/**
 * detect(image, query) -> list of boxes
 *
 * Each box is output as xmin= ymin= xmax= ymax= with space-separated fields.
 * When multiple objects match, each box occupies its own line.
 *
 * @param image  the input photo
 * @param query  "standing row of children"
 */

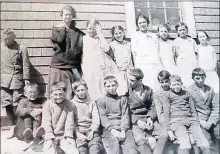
xmin=1 ymin=4 xmax=219 ymax=154
xmin=48 ymin=5 xmax=219 ymax=104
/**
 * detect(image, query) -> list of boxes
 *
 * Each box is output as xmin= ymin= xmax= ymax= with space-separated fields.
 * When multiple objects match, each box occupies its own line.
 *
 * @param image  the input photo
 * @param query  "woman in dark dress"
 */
xmin=48 ymin=5 xmax=85 ymax=99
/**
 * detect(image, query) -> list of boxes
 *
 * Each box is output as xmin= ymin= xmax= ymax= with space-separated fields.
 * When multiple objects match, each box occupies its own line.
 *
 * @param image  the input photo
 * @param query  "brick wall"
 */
xmin=1 ymin=1 xmax=126 ymax=98
xmin=193 ymin=1 xmax=220 ymax=67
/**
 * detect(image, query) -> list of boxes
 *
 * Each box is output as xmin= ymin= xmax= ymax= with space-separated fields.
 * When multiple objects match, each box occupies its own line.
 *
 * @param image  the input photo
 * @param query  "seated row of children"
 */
xmin=12 ymin=67 xmax=218 ymax=154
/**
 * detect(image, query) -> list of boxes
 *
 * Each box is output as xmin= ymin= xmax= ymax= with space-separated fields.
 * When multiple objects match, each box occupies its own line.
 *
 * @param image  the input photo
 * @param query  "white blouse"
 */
xmin=174 ymin=37 xmax=198 ymax=63
xmin=198 ymin=45 xmax=217 ymax=71
xmin=110 ymin=40 xmax=133 ymax=71
xmin=131 ymin=31 xmax=160 ymax=64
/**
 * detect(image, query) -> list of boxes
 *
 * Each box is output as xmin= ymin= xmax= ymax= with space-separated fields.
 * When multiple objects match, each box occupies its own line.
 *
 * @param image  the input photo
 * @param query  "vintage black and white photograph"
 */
xmin=0 ymin=0 xmax=219 ymax=154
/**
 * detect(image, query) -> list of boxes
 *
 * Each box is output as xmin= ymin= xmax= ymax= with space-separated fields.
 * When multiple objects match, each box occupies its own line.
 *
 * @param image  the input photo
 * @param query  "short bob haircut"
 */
xmin=103 ymin=75 xmax=118 ymax=86
xmin=72 ymin=80 xmax=88 ymax=91
xmin=192 ymin=68 xmax=206 ymax=79
xmin=169 ymin=74 xmax=183 ymax=84
xmin=136 ymin=15 xmax=150 ymax=28
xmin=50 ymin=81 xmax=67 ymax=93
xmin=157 ymin=70 xmax=171 ymax=82
xmin=197 ymin=31 xmax=211 ymax=43
xmin=129 ymin=68 xmax=144 ymax=80
xmin=60 ymin=5 xmax=77 ymax=18
xmin=175 ymin=22 xmax=188 ymax=32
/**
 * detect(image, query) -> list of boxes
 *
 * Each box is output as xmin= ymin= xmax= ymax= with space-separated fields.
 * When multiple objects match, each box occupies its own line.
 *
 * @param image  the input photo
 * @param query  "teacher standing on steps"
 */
xmin=48 ymin=5 xmax=85 ymax=100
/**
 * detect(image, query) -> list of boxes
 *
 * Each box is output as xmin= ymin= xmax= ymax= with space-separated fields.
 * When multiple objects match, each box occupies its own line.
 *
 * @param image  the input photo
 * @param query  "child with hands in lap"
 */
xmin=71 ymin=80 xmax=103 ymax=154
xmin=42 ymin=82 xmax=79 ymax=154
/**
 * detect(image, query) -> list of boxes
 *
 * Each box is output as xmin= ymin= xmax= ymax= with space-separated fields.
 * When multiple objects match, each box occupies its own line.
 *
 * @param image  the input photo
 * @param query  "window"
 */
xmin=124 ymin=1 xmax=197 ymax=38
xmin=135 ymin=0 xmax=182 ymax=32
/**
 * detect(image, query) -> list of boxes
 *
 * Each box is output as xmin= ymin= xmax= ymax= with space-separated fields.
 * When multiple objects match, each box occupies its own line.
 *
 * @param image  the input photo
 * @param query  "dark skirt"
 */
xmin=47 ymin=67 xmax=81 ymax=100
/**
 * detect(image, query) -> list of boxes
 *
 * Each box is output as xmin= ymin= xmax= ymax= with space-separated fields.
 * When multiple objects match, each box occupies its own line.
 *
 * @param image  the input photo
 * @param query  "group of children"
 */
xmin=1 ymin=4 xmax=219 ymax=154
xmin=5 ymin=68 xmax=219 ymax=154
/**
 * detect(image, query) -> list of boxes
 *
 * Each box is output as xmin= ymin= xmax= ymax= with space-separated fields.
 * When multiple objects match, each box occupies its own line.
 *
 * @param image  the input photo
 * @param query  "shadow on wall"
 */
xmin=30 ymin=63 xmax=47 ymax=102
xmin=1 ymin=63 xmax=48 ymax=127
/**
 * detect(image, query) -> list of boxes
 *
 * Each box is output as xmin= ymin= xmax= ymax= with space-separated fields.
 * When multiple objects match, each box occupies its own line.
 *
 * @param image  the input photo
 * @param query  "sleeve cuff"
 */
xmin=107 ymin=125 xmax=114 ymax=132
xmin=64 ymin=131 xmax=74 ymax=138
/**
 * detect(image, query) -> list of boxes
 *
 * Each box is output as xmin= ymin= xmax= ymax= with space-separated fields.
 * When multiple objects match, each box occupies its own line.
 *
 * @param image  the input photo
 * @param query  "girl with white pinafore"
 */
xmin=174 ymin=22 xmax=198 ymax=87
xmin=197 ymin=31 xmax=219 ymax=94
xmin=131 ymin=15 xmax=164 ymax=91
xmin=82 ymin=19 xmax=127 ymax=101
xmin=110 ymin=25 xmax=134 ymax=89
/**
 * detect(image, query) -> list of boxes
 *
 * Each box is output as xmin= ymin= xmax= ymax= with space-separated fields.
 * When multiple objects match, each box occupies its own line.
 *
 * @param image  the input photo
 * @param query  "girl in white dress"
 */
xmin=131 ymin=15 xmax=164 ymax=91
xmin=157 ymin=24 xmax=177 ymax=74
xmin=82 ymin=19 xmax=127 ymax=100
xmin=197 ymin=31 xmax=219 ymax=93
xmin=174 ymin=22 xmax=198 ymax=87
xmin=110 ymin=25 xmax=134 ymax=89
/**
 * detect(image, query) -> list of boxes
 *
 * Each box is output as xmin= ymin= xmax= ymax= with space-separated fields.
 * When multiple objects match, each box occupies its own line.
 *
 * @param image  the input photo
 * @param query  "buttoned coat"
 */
xmin=1 ymin=42 xmax=30 ymax=89
xmin=188 ymin=83 xmax=219 ymax=125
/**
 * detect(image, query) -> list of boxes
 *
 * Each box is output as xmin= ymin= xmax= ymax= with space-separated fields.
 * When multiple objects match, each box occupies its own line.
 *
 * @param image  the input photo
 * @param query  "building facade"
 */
xmin=1 ymin=1 xmax=219 ymax=98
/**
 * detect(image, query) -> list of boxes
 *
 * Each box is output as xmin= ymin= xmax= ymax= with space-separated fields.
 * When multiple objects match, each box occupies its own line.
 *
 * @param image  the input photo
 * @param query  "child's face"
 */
xmin=74 ymin=85 xmax=87 ymax=100
xmin=2 ymin=33 xmax=15 ymax=45
xmin=158 ymin=27 xmax=169 ymax=39
xmin=62 ymin=9 xmax=74 ymax=23
xmin=177 ymin=26 xmax=187 ymax=38
xmin=104 ymin=80 xmax=118 ymax=95
xmin=198 ymin=32 xmax=208 ymax=45
xmin=137 ymin=17 xmax=148 ymax=32
xmin=170 ymin=81 xmax=182 ymax=93
xmin=87 ymin=24 xmax=97 ymax=37
xmin=25 ymin=88 xmax=39 ymax=101
xmin=128 ymin=75 xmax=141 ymax=89
xmin=193 ymin=75 xmax=205 ymax=88
xmin=114 ymin=29 xmax=124 ymax=42
xmin=159 ymin=79 xmax=170 ymax=91
xmin=51 ymin=89 xmax=66 ymax=104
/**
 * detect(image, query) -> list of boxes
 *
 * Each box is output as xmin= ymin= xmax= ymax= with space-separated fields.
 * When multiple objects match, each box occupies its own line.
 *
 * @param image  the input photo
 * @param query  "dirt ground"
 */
xmin=1 ymin=129 xmax=44 ymax=154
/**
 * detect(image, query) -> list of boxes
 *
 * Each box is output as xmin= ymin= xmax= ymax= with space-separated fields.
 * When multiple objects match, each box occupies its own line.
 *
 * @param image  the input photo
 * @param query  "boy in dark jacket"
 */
xmin=128 ymin=68 xmax=166 ymax=154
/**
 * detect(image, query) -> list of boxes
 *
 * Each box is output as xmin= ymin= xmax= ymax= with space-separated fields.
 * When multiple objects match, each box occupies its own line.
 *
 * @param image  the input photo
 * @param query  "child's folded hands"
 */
xmin=146 ymin=117 xmax=153 ymax=130
xmin=167 ymin=130 xmax=175 ymax=141
xmin=137 ymin=120 xmax=147 ymax=130
xmin=65 ymin=137 xmax=76 ymax=146
xmin=118 ymin=130 xmax=126 ymax=141
xmin=77 ymin=132 xmax=87 ymax=141
xmin=110 ymin=129 xmax=121 ymax=139
xmin=200 ymin=120 xmax=212 ymax=130
xmin=87 ymin=130 xmax=95 ymax=141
